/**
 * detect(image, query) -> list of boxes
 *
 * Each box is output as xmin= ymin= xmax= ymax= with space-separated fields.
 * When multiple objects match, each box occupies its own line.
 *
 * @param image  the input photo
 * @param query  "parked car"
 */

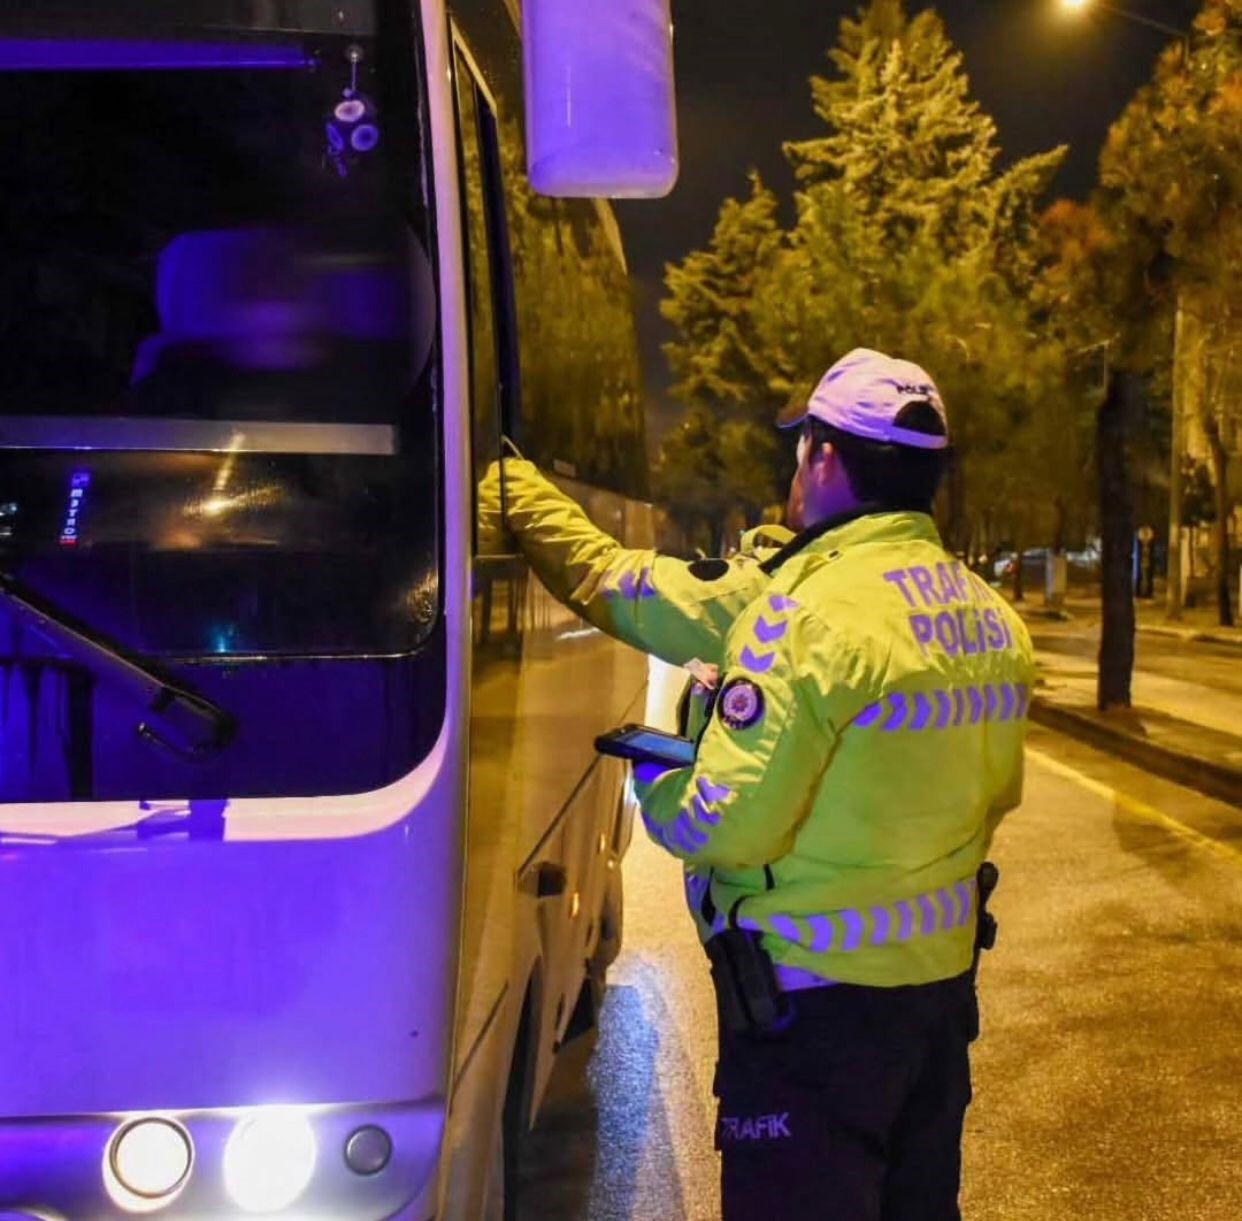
xmin=992 ymin=549 xmax=1047 ymax=583
xmin=992 ymin=547 xmax=1101 ymax=587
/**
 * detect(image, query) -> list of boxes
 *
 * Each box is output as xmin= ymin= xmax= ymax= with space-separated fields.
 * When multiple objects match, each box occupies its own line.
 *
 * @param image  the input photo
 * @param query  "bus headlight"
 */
xmin=104 ymin=1117 xmax=193 ymax=1212
xmin=223 ymin=1109 xmax=317 ymax=1213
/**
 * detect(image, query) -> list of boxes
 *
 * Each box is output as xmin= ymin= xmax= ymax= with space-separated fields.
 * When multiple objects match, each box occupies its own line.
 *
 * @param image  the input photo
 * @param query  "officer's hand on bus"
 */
xmin=476 ymin=460 xmax=508 ymax=556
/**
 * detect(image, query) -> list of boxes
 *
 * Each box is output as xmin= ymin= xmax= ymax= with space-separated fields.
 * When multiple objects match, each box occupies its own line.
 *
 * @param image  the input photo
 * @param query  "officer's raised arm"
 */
xmin=496 ymin=455 xmax=789 ymax=668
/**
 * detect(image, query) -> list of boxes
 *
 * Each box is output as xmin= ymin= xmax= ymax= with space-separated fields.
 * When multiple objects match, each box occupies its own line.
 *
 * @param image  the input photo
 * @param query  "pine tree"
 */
xmin=657 ymin=173 xmax=787 ymax=543
xmin=785 ymin=1 xmax=1011 ymax=256
xmin=656 ymin=0 xmax=1070 ymax=551
xmin=653 ymin=405 xmax=732 ymax=554
xmin=771 ymin=1 xmax=1066 ymax=547
xmin=660 ymin=171 xmax=783 ymax=410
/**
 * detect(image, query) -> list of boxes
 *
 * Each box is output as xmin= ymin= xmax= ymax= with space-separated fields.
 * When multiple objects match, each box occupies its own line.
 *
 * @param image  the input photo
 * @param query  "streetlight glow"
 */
xmin=1054 ymin=0 xmax=1189 ymax=41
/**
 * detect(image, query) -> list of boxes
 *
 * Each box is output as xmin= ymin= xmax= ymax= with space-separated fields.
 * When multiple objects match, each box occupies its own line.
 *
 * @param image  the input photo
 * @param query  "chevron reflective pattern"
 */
xmin=853 ymin=682 xmax=1030 ymax=731
xmin=603 ymin=564 xmax=657 ymax=601
xmin=644 ymin=773 xmax=734 ymax=855
xmin=697 ymin=776 xmax=732 ymax=804
xmin=740 ymin=592 xmax=800 ymax=674
xmin=737 ymin=877 xmax=978 ymax=954
xmin=739 ymin=645 xmax=776 ymax=674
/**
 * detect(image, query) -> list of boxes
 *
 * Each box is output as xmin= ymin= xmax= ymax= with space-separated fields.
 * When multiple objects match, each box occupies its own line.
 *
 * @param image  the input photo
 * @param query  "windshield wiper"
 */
xmin=0 ymin=573 xmax=234 ymax=759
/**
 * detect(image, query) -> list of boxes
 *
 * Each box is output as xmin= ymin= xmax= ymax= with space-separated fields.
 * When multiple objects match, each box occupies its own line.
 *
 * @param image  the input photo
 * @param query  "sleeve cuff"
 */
xmin=632 ymin=760 xmax=679 ymax=786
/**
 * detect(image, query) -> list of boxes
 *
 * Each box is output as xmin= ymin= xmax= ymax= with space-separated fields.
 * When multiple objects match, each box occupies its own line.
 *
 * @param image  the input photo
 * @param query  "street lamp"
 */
xmin=1056 ymin=0 xmax=1189 ymax=44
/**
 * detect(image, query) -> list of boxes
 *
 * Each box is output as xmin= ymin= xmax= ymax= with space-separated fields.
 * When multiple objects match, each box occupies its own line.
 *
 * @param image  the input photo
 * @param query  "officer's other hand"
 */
xmin=686 ymin=659 xmax=719 ymax=691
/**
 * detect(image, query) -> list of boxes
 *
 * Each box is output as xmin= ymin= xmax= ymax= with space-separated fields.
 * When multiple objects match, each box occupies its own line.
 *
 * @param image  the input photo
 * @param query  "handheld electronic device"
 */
xmin=594 ymin=723 xmax=696 ymax=768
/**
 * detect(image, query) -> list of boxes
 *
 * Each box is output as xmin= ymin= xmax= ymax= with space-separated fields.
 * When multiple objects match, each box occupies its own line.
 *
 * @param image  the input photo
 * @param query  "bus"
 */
xmin=0 ymin=1 xmax=669 ymax=1216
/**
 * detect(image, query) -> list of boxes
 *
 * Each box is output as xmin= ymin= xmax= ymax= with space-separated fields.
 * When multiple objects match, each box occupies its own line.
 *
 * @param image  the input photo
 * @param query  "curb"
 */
xmin=1137 ymin=624 xmax=1242 ymax=650
xmin=1029 ymin=697 xmax=1242 ymax=808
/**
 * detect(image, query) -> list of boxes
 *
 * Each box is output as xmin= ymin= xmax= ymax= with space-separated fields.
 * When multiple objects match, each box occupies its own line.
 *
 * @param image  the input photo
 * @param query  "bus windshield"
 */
xmin=0 ymin=6 xmax=439 ymax=659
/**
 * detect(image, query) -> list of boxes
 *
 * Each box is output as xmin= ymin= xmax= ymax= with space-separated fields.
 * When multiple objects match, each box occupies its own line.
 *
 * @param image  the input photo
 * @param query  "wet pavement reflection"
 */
xmin=520 ymin=711 xmax=1242 ymax=1220
xmin=518 ymin=821 xmax=719 ymax=1221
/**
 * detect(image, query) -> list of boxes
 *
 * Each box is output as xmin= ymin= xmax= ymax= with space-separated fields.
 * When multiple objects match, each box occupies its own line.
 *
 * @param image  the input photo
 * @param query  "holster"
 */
xmin=967 ymin=861 xmax=1000 ymax=1042
xmin=706 ymin=928 xmax=794 ymax=1039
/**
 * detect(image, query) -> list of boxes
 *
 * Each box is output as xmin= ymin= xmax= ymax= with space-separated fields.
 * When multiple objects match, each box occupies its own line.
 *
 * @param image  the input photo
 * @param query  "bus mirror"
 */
xmin=523 ymin=0 xmax=678 ymax=199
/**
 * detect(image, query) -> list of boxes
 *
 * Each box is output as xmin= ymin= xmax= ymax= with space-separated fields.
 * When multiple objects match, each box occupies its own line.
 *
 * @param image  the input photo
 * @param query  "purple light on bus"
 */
xmin=0 ymin=38 xmax=314 ymax=72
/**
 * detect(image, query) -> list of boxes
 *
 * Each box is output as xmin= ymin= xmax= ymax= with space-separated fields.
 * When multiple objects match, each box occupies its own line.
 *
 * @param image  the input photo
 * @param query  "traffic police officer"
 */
xmin=497 ymin=348 xmax=1035 ymax=1220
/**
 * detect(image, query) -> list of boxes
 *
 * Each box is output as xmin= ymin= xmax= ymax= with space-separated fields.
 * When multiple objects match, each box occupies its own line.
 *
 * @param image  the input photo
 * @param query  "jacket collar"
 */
xmin=761 ymin=505 xmax=940 ymax=575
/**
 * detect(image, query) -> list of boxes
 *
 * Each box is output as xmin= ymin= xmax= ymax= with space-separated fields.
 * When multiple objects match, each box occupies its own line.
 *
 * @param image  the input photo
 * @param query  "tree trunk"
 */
xmin=1204 ymin=414 xmax=1234 ymax=628
xmin=1166 ymin=297 xmax=1186 ymax=619
xmin=1098 ymin=371 xmax=1136 ymax=711
xmin=947 ymin=458 xmax=966 ymax=554
xmin=1011 ymin=536 xmax=1024 ymax=603
xmin=1052 ymin=496 xmax=1067 ymax=555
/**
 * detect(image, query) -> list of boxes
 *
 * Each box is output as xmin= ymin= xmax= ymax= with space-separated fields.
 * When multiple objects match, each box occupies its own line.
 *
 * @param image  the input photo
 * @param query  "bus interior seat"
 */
xmin=129 ymin=224 xmax=435 ymax=420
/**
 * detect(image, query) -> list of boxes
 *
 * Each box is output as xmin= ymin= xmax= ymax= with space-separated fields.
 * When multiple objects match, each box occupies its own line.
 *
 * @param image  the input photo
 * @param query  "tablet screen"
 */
xmin=616 ymin=728 xmax=696 ymax=767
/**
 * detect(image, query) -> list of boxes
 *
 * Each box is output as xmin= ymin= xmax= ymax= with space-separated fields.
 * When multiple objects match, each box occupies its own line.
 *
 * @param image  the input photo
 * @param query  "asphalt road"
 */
xmin=518 ymin=727 xmax=1242 ymax=1221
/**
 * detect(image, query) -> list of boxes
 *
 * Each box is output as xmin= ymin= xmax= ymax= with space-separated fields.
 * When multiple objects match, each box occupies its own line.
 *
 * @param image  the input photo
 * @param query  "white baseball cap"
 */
xmin=779 ymin=347 xmax=949 ymax=450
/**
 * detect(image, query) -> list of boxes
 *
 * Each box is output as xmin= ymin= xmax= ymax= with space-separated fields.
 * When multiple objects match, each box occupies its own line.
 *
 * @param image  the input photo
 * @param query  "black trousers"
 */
xmin=713 ymin=972 xmax=976 ymax=1221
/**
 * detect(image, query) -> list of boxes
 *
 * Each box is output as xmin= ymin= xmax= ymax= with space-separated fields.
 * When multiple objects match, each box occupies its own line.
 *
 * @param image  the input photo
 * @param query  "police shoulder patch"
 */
xmin=718 ymin=677 xmax=765 ymax=731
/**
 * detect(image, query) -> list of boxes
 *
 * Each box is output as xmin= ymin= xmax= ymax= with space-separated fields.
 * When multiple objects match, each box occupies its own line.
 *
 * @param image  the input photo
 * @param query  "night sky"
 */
xmin=614 ymin=0 xmax=1197 ymax=443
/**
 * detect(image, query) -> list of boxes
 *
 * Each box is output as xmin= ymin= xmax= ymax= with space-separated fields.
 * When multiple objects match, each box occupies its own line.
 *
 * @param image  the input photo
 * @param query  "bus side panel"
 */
xmin=513 ymin=497 xmax=647 ymax=1115
xmin=441 ymin=3 xmax=650 ymax=1217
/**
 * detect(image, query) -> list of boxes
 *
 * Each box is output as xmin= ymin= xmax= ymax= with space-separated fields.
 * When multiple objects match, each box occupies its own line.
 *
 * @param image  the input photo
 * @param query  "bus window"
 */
xmin=0 ymin=13 xmax=444 ymax=802
xmin=492 ymin=116 xmax=646 ymax=501
xmin=0 ymin=31 xmax=439 ymax=660
xmin=451 ymin=46 xmax=529 ymax=1216
xmin=455 ymin=62 xmax=501 ymax=510
xmin=456 ymin=47 xmax=525 ymax=656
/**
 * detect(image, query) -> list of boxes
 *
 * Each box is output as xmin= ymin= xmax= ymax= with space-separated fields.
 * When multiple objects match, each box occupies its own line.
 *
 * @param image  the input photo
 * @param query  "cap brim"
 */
xmin=776 ymin=387 xmax=812 ymax=430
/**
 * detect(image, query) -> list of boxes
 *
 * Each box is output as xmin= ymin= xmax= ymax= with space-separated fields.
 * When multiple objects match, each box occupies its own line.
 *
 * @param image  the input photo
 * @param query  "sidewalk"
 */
xmin=1010 ymin=597 xmax=1242 ymax=807
xmin=1026 ymin=593 xmax=1242 ymax=650
xmin=1032 ymin=640 xmax=1241 ymax=739
xmin=1131 ymin=599 xmax=1242 ymax=649
xmin=1029 ymin=671 xmax=1242 ymax=807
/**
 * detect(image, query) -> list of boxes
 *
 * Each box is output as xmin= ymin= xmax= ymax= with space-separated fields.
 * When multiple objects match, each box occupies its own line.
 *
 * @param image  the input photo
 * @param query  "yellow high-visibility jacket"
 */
xmin=634 ymin=511 xmax=1034 ymax=987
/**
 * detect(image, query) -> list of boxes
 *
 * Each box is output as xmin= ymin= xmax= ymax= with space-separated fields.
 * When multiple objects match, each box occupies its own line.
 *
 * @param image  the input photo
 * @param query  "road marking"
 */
xmin=1027 ymin=746 xmax=1242 ymax=870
